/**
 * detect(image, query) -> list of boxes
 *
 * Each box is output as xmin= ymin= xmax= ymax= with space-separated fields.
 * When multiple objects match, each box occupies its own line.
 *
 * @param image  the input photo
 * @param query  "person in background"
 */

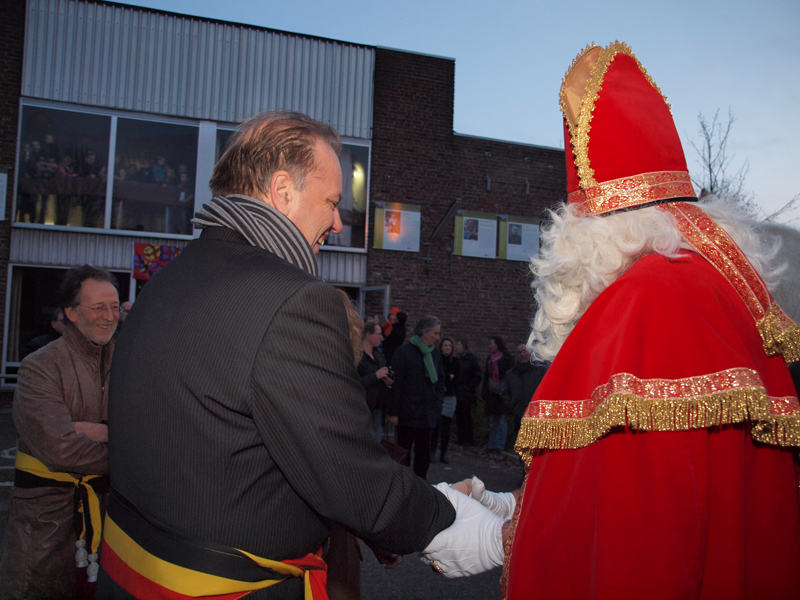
xmin=118 ymin=301 xmax=133 ymax=324
xmin=454 ymin=339 xmax=482 ymax=446
xmin=327 ymin=290 xmax=368 ymax=600
xmin=115 ymin=300 xmax=134 ymax=336
xmin=0 ymin=266 xmax=118 ymax=600
xmin=358 ymin=320 xmax=394 ymax=441
xmin=503 ymin=344 xmax=548 ymax=442
xmin=152 ymin=156 xmax=167 ymax=184
xmin=388 ymin=315 xmax=444 ymax=479
xmin=381 ymin=308 xmax=407 ymax=364
xmin=482 ymin=335 xmax=513 ymax=453
xmin=20 ymin=307 xmax=66 ymax=360
xmin=431 ymin=337 xmax=458 ymax=464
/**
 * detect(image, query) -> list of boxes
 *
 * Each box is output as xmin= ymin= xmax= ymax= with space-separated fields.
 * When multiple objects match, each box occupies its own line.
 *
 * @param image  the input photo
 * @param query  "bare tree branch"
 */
xmin=689 ymin=108 xmax=756 ymax=213
xmin=689 ymin=108 xmax=800 ymax=222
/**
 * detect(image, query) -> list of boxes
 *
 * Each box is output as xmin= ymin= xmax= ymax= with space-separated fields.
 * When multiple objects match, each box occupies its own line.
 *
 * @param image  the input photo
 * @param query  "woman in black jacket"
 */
xmin=482 ymin=335 xmax=514 ymax=452
xmin=430 ymin=337 xmax=459 ymax=463
xmin=357 ymin=321 xmax=393 ymax=441
xmin=455 ymin=339 xmax=482 ymax=445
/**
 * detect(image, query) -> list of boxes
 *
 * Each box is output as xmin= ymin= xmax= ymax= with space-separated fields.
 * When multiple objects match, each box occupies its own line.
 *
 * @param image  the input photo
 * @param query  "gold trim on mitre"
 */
xmin=559 ymin=41 xmax=670 ymax=190
xmin=514 ymin=367 xmax=800 ymax=467
xmin=568 ymin=171 xmax=695 ymax=216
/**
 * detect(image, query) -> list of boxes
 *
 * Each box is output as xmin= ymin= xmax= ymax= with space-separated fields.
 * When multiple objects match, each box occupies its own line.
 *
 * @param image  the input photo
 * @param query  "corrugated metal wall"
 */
xmin=10 ymin=229 xmax=369 ymax=285
xmin=10 ymin=229 xmax=186 ymax=270
xmin=16 ymin=0 xmax=371 ymax=285
xmin=22 ymin=0 xmax=375 ymax=138
xmin=316 ymin=251 xmax=367 ymax=286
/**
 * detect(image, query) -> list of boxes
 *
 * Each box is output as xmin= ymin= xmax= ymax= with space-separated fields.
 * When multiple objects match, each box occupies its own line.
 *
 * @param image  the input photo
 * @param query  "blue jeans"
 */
xmin=488 ymin=414 xmax=507 ymax=451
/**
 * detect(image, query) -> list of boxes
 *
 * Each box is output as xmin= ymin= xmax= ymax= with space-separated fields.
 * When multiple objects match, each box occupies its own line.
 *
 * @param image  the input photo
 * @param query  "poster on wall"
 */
xmin=498 ymin=215 xmax=540 ymax=262
xmin=133 ymin=243 xmax=184 ymax=281
xmin=453 ymin=210 xmax=497 ymax=259
xmin=373 ymin=202 xmax=421 ymax=253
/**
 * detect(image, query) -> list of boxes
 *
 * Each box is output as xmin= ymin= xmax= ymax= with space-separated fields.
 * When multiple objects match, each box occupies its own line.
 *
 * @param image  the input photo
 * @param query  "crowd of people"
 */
xmin=2 ymin=39 xmax=800 ymax=600
xmin=357 ymin=309 xmax=549 ymax=479
xmin=16 ymin=136 xmax=194 ymax=232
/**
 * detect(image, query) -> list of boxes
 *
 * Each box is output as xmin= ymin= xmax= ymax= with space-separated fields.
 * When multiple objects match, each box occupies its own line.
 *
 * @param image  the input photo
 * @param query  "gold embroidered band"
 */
xmin=515 ymin=368 xmax=800 ymax=465
xmin=657 ymin=202 xmax=800 ymax=363
xmin=568 ymin=171 xmax=695 ymax=216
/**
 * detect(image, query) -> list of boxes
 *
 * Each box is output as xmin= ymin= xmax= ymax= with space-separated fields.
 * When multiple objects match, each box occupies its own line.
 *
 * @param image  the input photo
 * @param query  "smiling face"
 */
xmin=64 ymin=278 xmax=119 ymax=346
xmin=283 ymin=140 xmax=343 ymax=254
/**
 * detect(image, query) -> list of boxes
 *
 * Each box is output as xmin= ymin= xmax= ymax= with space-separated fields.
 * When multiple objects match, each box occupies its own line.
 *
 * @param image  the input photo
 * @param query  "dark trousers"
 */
xmin=455 ymin=397 xmax=474 ymax=444
xmin=431 ymin=416 xmax=452 ymax=457
xmin=396 ymin=425 xmax=432 ymax=479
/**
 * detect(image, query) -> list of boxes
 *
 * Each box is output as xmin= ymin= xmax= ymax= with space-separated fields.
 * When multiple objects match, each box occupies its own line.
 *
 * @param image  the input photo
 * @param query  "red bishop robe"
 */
xmin=505 ymin=251 xmax=800 ymax=600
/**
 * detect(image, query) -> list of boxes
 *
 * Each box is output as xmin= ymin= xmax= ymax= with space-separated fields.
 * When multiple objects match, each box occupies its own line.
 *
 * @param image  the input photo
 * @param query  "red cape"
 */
xmin=506 ymin=252 xmax=800 ymax=599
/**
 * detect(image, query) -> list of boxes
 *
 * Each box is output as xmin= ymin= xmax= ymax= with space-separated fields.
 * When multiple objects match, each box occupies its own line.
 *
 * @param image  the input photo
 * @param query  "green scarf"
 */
xmin=410 ymin=335 xmax=438 ymax=383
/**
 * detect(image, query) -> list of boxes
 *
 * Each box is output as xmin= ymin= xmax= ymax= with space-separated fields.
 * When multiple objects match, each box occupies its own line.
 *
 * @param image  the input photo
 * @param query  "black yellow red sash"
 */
xmin=101 ymin=489 xmax=328 ymax=599
xmin=14 ymin=450 xmax=107 ymax=556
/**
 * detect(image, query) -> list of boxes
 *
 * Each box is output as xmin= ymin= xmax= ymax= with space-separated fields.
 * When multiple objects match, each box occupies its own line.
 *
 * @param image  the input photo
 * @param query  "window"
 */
xmin=15 ymin=102 xmax=200 ymax=237
xmin=111 ymin=118 xmax=199 ymax=234
xmin=16 ymin=106 xmax=111 ymax=228
xmin=326 ymin=142 xmax=369 ymax=251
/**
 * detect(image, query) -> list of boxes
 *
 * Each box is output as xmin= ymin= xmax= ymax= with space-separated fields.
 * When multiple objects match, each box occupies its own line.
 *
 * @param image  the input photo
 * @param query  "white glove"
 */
xmin=420 ymin=482 xmax=505 ymax=578
xmin=470 ymin=476 xmax=516 ymax=520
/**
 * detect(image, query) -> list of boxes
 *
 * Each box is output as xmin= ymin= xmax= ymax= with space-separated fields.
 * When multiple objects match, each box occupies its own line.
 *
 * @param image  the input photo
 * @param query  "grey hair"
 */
xmin=414 ymin=315 xmax=441 ymax=336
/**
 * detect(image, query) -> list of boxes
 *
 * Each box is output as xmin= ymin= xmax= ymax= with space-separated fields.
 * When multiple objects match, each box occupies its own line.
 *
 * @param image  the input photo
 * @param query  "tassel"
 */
xmin=87 ymin=553 xmax=99 ymax=582
xmin=75 ymin=539 xmax=88 ymax=568
xmin=757 ymin=304 xmax=800 ymax=363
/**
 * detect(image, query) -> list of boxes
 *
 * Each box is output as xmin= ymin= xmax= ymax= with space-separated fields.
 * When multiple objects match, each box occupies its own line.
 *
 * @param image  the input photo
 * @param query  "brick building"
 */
xmin=0 ymin=0 xmax=565 ymax=398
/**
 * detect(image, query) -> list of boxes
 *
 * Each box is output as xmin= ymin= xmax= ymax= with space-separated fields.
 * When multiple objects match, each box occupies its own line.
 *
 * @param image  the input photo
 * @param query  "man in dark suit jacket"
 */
xmin=97 ymin=112 xmax=455 ymax=599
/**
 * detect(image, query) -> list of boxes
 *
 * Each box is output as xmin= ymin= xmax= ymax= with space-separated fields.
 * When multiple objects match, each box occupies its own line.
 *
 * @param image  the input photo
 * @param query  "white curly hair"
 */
xmin=527 ymin=196 xmax=787 ymax=362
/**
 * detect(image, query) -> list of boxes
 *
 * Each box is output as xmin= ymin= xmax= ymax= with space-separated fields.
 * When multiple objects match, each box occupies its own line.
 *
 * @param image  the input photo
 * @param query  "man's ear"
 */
xmin=269 ymin=170 xmax=295 ymax=216
xmin=64 ymin=306 xmax=79 ymax=324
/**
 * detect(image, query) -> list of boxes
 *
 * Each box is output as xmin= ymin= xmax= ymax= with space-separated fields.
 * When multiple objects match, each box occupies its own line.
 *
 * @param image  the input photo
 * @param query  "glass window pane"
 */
xmin=326 ymin=143 xmax=369 ymax=250
xmin=16 ymin=106 xmax=111 ymax=228
xmin=216 ymin=129 xmax=235 ymax=163
xmin=112 ymin=118 xmax=199 ymax=235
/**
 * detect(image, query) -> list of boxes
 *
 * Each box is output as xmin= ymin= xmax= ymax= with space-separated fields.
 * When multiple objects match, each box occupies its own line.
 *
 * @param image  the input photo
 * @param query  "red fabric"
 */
xmin=507 ymin=252 xmax=800 ymax=599
xmin=100 ymin=543 xmax=251 ymax=600
xmin=588 ymin=55 xmax=688 ymax=187
xmin=283 ymin=550 xmax=328 ymax=600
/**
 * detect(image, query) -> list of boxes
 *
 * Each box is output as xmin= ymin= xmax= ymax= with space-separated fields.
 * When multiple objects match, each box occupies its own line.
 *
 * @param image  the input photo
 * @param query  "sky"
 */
xmin=125 ymin=0 xmax=800 ymax=223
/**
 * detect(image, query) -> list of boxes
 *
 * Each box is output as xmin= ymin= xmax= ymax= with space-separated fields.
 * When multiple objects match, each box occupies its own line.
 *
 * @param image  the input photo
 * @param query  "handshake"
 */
xmin=420 ymin=477 xmax=519 ymax=578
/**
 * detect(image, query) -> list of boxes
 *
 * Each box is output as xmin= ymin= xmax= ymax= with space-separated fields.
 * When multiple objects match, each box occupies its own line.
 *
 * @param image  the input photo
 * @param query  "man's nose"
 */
xmin=332 ymin=208 xmax=343 ymax=234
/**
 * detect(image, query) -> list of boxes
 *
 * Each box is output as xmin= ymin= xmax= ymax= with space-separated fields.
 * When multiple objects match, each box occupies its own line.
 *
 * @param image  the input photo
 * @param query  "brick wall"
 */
xmin=370 ymin=47 xmax=566 ymax=362
xmin=0 ymin=0 xmax=25 ymax=405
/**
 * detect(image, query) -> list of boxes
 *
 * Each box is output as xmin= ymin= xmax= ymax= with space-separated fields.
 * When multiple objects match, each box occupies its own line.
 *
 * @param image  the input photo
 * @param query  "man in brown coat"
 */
xmin=0 ymin=265 xmax=118 ymax=600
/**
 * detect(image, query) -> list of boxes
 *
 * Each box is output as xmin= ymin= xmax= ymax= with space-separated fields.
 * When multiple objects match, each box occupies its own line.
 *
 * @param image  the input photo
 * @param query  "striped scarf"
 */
xmin=192 ymin=194 xmax=318 ymax=276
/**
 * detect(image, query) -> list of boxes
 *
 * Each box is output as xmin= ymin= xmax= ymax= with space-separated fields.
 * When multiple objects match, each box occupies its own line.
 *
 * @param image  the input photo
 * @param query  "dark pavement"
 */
xmin=0 ymin=408 xmax=524 ymax=599
xmin=361 ymin=442 xmax=524 ymax=600
xmin=0 ymin=408 xmax=14 ymax=544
